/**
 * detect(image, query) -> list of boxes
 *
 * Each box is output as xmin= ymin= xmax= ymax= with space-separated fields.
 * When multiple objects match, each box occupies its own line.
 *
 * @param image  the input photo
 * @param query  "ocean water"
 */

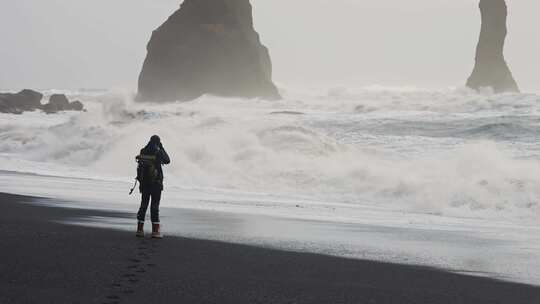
xmin=2 ymin=86 xmax=540 ymax=284
xmin=1 ymin=86 xmax=539 ymax=221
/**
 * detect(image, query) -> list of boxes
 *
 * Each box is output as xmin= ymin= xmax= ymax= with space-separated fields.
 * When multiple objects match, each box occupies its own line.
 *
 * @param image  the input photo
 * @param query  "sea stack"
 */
xmin=467 ymin=0 xmax=519 ymax=93
xmin=137 ymin=0 xmax=280 ymax=102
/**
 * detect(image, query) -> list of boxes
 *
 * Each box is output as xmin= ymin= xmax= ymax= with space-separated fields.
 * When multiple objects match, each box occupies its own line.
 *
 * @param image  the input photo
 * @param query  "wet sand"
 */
xmin=1 ymin=192 xmax=539 ymax=304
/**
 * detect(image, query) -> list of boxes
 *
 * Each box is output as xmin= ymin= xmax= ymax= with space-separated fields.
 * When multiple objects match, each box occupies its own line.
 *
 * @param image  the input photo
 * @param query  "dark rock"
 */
xmin=0 ymin=89 xmax=43 ymax=114
xmin=467 ymin=0 xmax=519 ymax=93
xmin=43 ymin=95 xmax=67 ymax=114
xmin=48 ymin=94 xmax=70 ymax=107
xmin=42 ymin=104 xmax=57 ymax=114
xmin=137 ymin=0 xmax=280 ymax=102
xmin=0 ymin=90 xmax=85 ymax=114
xmin=67 ymin=101 xmax=84 ymax=111
xmin=43 ymin=94 xmax=85 ymax=114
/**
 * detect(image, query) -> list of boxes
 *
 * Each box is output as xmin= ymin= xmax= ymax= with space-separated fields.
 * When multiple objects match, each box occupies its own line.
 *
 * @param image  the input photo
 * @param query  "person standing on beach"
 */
xmin=136 ymin=135 xmax=170 ymax=238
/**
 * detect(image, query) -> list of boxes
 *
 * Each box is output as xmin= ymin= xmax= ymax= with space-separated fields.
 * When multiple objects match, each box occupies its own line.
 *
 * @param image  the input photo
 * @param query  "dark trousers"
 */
xmin=137 ymin=189 xmax=162 ymax=224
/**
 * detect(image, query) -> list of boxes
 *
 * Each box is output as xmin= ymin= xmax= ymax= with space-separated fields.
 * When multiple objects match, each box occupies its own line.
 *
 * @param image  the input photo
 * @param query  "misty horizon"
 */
xmin=0 ymin=0 xmax=538 ymax=92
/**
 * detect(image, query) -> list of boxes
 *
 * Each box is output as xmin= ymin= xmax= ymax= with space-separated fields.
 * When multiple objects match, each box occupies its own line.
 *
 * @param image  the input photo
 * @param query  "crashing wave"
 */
xmin=0 ymin=86 xmax=539 ymax=220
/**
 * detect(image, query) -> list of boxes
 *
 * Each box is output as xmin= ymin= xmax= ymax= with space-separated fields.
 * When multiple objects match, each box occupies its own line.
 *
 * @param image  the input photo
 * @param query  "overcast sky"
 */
xmin=0 ymin=0 xmax=538 ymax=92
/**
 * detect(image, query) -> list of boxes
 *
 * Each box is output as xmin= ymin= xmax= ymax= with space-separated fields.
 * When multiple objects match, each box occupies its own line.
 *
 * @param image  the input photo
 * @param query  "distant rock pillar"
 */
xmin=466 ymin=0 xmax=519 ymax=93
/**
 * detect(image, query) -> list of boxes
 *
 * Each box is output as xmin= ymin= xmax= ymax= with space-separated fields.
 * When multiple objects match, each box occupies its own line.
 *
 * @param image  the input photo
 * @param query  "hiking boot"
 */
xmin=136 ymin=222 xmax=145 ymax=238
xmin=151 ymin=223 xmax=163 ymax=239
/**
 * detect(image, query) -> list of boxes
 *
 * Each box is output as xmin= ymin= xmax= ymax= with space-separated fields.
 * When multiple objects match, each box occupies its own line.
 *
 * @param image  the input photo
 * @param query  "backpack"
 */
xmin=136 ymin=154 xmax=159 ymax=185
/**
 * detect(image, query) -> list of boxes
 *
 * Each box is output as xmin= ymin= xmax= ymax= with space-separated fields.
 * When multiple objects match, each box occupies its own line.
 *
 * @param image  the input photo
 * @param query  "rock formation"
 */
xmin=42 ymin=94 xmax=84 ymax=114
xmin=467 ymin=0 xmax=519 ymax=93
xmin=0 ymin=90 xmax=85 ymax=114
xmin=0 ymin=90 xmax=43 ymax=114
xmin=137 ymin=0 xmax=280 ymax=102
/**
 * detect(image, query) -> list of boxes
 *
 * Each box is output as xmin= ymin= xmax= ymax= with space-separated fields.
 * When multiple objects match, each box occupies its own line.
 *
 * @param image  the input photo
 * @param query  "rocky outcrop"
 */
xmin=0 ymin=90 xmax=43 ymax=114
xmin=137 ymin=0 xmax=280 ymax=102
xmin=467 ymin=0 xmax=519 ymax=93
xmin=0 ymin=90 xmax=85 ymax=114
xmin=42 ymin=94 xmax=84 ymax=114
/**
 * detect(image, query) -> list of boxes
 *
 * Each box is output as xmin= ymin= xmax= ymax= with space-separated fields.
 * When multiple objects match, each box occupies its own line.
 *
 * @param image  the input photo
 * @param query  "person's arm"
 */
xmin=159 ymin=143 xmax=171 ymax=165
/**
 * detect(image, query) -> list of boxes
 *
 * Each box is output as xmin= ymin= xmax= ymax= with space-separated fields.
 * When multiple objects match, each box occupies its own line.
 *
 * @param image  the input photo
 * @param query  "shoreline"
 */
xmin=1 ymin=192 xmax=540 ymax=303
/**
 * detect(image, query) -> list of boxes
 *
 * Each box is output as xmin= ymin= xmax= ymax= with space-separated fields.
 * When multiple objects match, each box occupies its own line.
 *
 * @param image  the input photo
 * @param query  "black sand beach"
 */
xmin=1 ymin=192 xmax=540 ymax=304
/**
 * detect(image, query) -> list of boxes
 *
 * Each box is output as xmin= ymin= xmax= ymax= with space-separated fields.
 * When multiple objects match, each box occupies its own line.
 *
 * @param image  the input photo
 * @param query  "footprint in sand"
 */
xmin=104 ymin=238 xmax=162 ymax=303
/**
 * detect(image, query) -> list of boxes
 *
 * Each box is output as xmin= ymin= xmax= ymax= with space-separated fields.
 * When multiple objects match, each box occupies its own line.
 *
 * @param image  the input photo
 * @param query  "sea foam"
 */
xmin=1 ymin=86 xmax=539 ymax=220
